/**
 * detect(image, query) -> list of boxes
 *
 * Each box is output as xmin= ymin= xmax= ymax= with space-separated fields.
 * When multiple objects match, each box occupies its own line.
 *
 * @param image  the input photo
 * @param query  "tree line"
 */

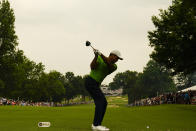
xmin=1 ymin=0 xmax=196 ymax=105
xmin=109 ymin=60 xmax=176 ymax=104
xmin=0 ymin=0 xmax=89 ymax=103
xmin=109 ymin=0 xmax=196 ymax=104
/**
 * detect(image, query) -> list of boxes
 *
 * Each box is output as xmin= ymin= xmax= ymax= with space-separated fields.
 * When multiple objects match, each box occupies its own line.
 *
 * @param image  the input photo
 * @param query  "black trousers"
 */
xmin=85 ymin=76 xmax=108 ymax=126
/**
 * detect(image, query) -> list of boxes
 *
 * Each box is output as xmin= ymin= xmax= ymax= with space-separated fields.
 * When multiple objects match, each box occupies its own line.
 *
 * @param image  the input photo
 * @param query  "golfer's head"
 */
xmin=109 ymin=50 xmax=123 ymax=63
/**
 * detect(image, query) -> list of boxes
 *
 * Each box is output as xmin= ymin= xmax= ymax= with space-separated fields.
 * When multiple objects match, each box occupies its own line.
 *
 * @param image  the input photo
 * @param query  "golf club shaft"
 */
xmin=90 ymin=45 xmax=96 ymax=51
xmin=86 ymin=41 xmax=97 ymax=52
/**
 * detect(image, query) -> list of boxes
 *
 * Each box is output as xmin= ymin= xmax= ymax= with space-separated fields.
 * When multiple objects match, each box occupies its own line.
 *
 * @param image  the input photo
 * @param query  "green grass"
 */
xmin=0 ymin=97 xmax=196 ymax=131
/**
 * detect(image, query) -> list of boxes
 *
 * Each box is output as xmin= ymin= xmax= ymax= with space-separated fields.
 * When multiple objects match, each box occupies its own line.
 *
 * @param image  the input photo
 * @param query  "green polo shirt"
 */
xmin=90 ymin=55 xmax=117 ymax=83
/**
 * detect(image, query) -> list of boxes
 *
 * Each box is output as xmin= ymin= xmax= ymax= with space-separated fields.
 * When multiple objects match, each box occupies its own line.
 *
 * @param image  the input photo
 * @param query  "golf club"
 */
xmin=85 ymin=41 xmax=96 ymax=51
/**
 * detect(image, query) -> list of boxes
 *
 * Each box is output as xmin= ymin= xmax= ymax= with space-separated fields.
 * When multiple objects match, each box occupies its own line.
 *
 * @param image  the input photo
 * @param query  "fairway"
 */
xmin=0 ymin=97 xmax=196 ymax=131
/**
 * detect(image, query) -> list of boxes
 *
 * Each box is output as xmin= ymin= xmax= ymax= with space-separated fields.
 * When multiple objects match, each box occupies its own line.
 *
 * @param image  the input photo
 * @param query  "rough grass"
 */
xmin=0 ymin=96 xmax=196 ymax=131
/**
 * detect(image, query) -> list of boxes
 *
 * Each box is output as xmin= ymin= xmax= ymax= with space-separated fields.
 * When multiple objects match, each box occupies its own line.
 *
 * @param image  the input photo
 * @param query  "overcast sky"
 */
xmin=9 ymin=0 xmax=172 ymax=84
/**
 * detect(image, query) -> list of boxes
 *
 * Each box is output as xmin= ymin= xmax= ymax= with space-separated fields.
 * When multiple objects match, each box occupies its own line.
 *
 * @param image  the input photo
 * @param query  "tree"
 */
xmin=0 ymin=0 xmax=18 ymax=56
xmin=109 ymin=71 xmax=139 ymax=104
xmin=0 ymin=79 xmax=5 ymax=96
xmin=0 ymin=50 xmax=24 ymax=98
xmin=80 ymin=75 xmax=89 ymax=102
xmin=148 ymin=0 xmax=196 ymax=75
xmin=47 ymin=71 xmax=65 ymax=104
xmin=22 ymin=61 xmax=45 ymax=102
xmin=138 ymin=60 xmax=176 ymax=98
xmin=176 ymin=71 xmax=196 ymax=90
xmin=0 ymin=0 xmax=18 ymax=96
xmin=65 ymin=72 xmax=74 ymax=81
xmin=108 ymin=71 xmax=127 ymax=92
xmin=123 ymin=71 xmax=139 ymax=104
xmin=73 ymin=75 xmax=88 ymax=102
xmin=108 ymin=72 xmax=125 ymax=91
xmin=37 ymin=71 xmax=65 ymax=103
xmin=63 ymin=72 xmax=89 ymax=103
xmin=109 ymin=71 xmax=138 ymax=93
xmin=0 ymin=48 xmax=45 ymax=100
xmin=0 ymin=0 xmax=20 ymax=98
xmin=64 ymin=72 xmax=77 ymax=103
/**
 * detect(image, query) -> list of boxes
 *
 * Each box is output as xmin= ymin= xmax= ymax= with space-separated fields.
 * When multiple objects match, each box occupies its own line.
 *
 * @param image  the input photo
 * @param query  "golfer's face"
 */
xmin=110 ymin=54 xmax=119 ymax=63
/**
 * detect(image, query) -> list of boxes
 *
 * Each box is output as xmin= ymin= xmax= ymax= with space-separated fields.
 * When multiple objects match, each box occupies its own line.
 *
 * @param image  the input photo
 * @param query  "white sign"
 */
xmin=38 ymin=122 xmax=51 ymax=127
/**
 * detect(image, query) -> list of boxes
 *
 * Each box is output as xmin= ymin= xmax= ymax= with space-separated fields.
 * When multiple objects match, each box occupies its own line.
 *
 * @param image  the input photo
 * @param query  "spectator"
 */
xmin=184 ymin=92 xmax=190 ymax=104
xmin=2 ymin=98 xmax=7 ymax=105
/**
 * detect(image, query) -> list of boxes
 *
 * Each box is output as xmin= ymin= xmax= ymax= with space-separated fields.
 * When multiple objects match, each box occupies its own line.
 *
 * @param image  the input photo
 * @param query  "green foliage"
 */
xmin=110 ymin=60 xmax=176 ymax=104
xmin=48 ymin=71 xmax=65 ymax=103
xmin=16 ymin=50 xmax=45 ymax=100
xmin=176 ymin=71 xmax=196 ymax=90
xmin=0 ymin=79 xmax=5 ymax=96
xmin=0 ymin=0 xmax=18 ymax=56
xmin=37 ymin=71 xmax=65 ymax=102
xmin=148 ymin=0 xmax=196 ymax=75
xmin=0 ymin=48 xmax=45 ymax=99
xmin=108 ymin=73 xmax=123 ymax=90
xmin=65 ymin=72 xmax=74 ymax=81
xmin=64 ymin=72 xmax=76 ymax=102
xmin=0 ymin=0 xmax=88 ymax=103
xmin=109 ymin=71 xmax=138 ymax=93
xmin=109 ymin=71 xmax=139 ymax=104
xmin=64 ymin=72 xmax=88 ymax=103
xmin=138 ymin=60 xmax=176 ymax=98
xmin=80 ymin=75 xmax=89 ymax=101
xmin=0 ymin=0 xmax=19 ymax=98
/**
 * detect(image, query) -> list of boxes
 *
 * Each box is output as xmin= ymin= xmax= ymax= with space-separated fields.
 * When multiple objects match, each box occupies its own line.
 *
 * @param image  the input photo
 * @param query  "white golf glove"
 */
xmin=94 ymin=49 xmax=102 ymax=56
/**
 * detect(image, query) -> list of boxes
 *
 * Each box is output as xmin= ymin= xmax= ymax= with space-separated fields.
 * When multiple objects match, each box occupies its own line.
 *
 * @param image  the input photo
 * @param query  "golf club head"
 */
xmin=86 ymin=41 xmax=91 ymax=46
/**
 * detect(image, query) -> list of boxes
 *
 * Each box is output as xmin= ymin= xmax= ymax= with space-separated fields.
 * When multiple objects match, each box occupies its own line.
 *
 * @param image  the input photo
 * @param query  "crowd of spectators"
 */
xmin=0 ymin=98 xmax=51 ymax=106
xmin=1 ymin=91 xmax=196 ymax=107
xmin=130 ymin=90 xmax=196 ymax=106
xmin=0 ymin=97 xmax=93 ymax=107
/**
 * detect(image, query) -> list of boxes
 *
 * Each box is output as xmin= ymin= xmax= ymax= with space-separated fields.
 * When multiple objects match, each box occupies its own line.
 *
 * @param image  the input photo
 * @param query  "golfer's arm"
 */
xmin=100 ymin=54 xmax=113 ymax=68
xmin=100 ymin=54 xmax=109 ymax=65
xmin=90 ymin=55 xmax=98 ymax=70
xmin=108 ymin=66 xmax=117 ymax=74
xmin=100 ymin=54 xmax=116 ymax=72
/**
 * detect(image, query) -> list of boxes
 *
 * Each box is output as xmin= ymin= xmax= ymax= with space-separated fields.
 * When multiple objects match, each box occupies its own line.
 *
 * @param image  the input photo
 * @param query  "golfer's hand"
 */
xmin=94 ymin=49 xmax=101 ymax=56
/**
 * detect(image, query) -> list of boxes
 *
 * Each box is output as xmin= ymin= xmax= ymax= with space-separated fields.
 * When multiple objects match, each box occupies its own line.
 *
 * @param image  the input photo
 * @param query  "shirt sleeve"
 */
xmin=108 ymin=64 xmax=117 ymax=74
xmin=96 ymin=55 xmax=102 ymax=64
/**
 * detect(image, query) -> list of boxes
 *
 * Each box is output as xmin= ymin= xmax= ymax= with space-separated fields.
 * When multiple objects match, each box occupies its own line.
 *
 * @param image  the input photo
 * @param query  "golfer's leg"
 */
xmin=93 ymin=99 xmax=103 ymax=126
xmin=99 ymin=95 xmax=108 ymax=125
xmin=93 ymin=87 xmax=108 ymax=126
xmin=84 ymin=76 xmax=102 ymax=126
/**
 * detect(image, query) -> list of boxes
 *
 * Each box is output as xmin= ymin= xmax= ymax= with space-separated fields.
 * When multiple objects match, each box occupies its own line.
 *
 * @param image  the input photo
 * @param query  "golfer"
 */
xmin=85 ymin=49 xmax=123 ymax=131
